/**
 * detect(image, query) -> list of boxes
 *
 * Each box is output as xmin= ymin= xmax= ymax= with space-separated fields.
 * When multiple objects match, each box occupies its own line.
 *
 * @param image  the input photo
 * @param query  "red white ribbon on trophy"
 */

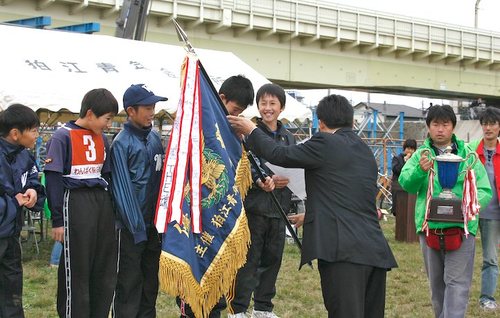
xmin=156 ymin=54 xmax=203 ymax=234
xmin=462 ymin=169 xmax=479 ymax=236
xmin=422 ymin=169 xmax=434 ymax=235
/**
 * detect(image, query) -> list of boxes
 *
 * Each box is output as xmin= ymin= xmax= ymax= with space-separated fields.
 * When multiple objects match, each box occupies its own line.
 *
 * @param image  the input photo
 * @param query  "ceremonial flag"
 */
xmin=155 ymin=53 xmax=252 ymax=318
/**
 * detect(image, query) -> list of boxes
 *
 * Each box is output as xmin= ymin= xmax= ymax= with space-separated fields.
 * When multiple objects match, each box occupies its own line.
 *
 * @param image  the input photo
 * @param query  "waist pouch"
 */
xmin=425 ymin=228 xmax=464 ymax=252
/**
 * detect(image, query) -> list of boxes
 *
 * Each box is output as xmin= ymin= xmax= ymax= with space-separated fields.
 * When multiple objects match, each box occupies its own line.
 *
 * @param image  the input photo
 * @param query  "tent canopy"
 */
xmin=0 ymin=24 xmax=311 ymax=123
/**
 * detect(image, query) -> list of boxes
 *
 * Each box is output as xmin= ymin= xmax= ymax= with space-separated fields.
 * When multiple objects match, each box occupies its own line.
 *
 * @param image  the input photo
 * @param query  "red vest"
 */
xmin=67 ymin=128 xmax=105 ymax=180
xmin=475 ymin=139 xmax=500 ymax=204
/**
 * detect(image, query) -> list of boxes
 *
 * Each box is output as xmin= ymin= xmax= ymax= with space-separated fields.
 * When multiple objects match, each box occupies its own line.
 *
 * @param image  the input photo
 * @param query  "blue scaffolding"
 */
xmin=4 ymin=15 xmax=100 ymax=34
xmin=4 ymin=16 xmax=52 ymax=28
xmin=354 ymin=109 xmax=405 ymax=176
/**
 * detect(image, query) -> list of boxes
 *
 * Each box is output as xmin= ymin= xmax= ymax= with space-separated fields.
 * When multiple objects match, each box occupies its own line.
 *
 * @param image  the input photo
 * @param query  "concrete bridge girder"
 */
xmin=0 ymin=0 xmax=499 ymax=103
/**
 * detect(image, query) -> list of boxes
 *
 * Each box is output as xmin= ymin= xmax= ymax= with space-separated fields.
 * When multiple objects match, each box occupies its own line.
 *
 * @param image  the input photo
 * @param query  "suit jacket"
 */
xmin=246 ymin=127 xmax=397 ymax=269
xmin=244 ymin=119 xmax=295 ymax=218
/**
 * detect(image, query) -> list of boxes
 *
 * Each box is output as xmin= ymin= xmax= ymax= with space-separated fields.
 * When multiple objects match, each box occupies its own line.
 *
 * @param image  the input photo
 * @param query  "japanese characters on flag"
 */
xmin=156 ymin=54 xmax=202 ymax=233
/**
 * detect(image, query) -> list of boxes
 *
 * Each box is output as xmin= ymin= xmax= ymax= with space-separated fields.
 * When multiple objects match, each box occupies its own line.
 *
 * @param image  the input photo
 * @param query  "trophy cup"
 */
xmin=423 ymin=146 xmax=478 ymax=222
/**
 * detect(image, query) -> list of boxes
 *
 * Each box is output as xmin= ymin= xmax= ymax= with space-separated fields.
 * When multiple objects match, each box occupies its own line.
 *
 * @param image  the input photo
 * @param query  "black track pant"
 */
xmin=227 ymin=215 xmax=285 ymax=314
xmin=57 ymin=188 xmax=117 ymax=318
xmin=112 ymin=227 xmax=161 ymax=318
xmin=318 ymin=260 xmax=387 ymax=318
xmin=0 ymin=236 xmax=24 ymax=318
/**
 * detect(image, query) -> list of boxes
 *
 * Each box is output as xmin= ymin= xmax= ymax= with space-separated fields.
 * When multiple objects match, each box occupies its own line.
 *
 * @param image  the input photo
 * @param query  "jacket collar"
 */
xmin=336 ymin=127 xmax=352 ymax=133
xmin=124 ymin=121 xmax=152 ymax=140
xmin=315 ymin=126 xmax=352 ymax=135
xmin=256 ymin=118 xmax=284 ymax=135
xmin=0 ymin=138 xmax=25 ymax=163
xmin=476 ymin=139 xmax=500 ymax=157
xmin=424 ymin=134 xmax=461 ymax=155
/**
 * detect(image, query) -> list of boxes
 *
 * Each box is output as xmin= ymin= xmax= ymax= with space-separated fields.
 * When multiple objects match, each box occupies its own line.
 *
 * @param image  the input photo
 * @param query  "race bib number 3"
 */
xmin=69 ymin=130 xmax=105 ymax=179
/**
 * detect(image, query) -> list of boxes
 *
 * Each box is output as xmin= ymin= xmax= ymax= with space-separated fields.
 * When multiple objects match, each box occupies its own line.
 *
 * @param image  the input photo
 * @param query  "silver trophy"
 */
xmin=422 ymin=146 xmax=478 ymax=222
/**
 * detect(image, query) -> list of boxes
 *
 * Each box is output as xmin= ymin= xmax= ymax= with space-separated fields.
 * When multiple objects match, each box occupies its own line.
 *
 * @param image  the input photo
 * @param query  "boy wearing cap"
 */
xmin=45 ymin=88 xmax=119 ymax=317
xmin=110 ymin=84 xmax=167 ymax=317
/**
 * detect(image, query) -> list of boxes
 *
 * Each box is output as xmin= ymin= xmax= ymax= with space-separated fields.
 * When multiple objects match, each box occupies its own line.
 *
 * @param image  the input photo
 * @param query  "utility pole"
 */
xmin=115 ymin=0 xmax=150 ymax=40
xmin=475 ymin=0 xmax=481 ymax=28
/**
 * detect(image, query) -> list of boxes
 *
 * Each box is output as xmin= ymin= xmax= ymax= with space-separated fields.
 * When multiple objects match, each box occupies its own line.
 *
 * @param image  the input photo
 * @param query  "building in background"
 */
xmin=354 ymin=102 xmax=426 ymax=124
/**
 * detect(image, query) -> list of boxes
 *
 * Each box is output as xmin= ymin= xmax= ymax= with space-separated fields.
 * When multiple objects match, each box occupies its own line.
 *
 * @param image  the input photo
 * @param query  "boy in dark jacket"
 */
xmin=45 ymin=88 xmax=119 ymax=318
xmin=0 ymin=104 xmax=45 ymax=318
xmin=110 ymin=84 xmax=167 ymax=317
xmin=228 ymin=84 xmax=295 ymax=318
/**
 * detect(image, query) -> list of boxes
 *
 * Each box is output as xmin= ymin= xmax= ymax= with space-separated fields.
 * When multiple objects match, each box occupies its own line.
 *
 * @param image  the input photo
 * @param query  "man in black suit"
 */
xmin=228 ymin=94 xmax=397 ymax=318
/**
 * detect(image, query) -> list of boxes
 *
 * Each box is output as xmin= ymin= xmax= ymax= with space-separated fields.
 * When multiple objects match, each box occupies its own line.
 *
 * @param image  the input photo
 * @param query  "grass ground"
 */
xmin=21 ymin=216 xmax=499 ymax=317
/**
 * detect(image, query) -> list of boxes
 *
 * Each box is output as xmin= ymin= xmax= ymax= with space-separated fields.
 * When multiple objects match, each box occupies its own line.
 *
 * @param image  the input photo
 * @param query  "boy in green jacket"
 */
xmin=399 ymin=105 xmax=491 ymax=318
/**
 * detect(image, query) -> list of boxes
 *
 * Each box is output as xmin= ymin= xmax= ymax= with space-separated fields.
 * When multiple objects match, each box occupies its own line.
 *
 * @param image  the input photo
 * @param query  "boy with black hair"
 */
xmin=218 ymin=75 xmax=255 ymax=116
xmin=469 ymin=107 xmax=500 ymax=310
xmin=0 ymin=104 xmax=45 ymax=318
xmin=227 ymin=83 xmax=294 ymax=318
xmin=399 ymin=105 xmax=491 ymax=317
xmin=45 ymin=88 xmax=119 ymax=318
xmin=110 ymin=84 xmax=167 ymax=317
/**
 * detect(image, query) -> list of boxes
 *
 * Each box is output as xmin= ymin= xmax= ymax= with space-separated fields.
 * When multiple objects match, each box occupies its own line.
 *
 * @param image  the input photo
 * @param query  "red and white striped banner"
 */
xmin=155 ymin=54 xmax=203 ymax=234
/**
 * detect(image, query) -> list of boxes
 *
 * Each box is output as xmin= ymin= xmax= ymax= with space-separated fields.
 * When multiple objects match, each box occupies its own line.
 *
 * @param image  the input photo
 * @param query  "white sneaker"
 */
xmin=228 ymin=313 xmax=248 ymax=318
xmin=479 ymin=297 xmax=498 ymax=310
xmin=251 ymin=310 xmax=280 ymax=318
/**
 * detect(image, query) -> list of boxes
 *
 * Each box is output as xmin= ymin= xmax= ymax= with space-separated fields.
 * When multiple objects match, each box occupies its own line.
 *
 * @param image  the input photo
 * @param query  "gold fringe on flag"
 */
xmin=158 ymin=212 xmax=250 ymax=318
xmin=158 ymin=154 xmax=252 ymax=318
xmin=235 ymin=148 xmax=252 ymax=201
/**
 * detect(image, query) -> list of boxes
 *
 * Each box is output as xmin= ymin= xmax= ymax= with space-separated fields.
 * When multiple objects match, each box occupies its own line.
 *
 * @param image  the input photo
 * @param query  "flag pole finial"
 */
xmin=172 ymin=19 xmax=196 ymax=54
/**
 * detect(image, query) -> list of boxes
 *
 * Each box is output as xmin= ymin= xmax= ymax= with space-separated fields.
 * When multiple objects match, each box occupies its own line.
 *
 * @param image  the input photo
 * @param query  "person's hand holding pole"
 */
xmin=257 ymin=176 xmax=275 ymax=192
xmin=288 ymin=213 xmax=305 ymax=228
xmin=272 ymin=175 xmax=289 ymax=189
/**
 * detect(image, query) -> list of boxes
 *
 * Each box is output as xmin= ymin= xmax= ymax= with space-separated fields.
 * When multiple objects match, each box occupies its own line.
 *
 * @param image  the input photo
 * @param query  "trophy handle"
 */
xmin=420 ymin=149 xmax=435 ymax=174
xmin=420 ymin=149 xmax=435 ymax=160
xmin=457 ymin=151 xmax=478 ymax=176
xmin=463 ymin=151 xmax=478 ymax=170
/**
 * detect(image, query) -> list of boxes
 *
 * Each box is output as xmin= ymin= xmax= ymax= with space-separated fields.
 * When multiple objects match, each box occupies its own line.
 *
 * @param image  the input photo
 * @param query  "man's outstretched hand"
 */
xmin=227 ymin=115 xmax=257 ymax=137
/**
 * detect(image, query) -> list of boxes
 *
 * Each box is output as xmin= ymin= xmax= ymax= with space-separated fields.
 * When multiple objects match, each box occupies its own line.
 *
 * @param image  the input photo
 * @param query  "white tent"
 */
xmin=0 ymin=24 xmax=311 ymax=123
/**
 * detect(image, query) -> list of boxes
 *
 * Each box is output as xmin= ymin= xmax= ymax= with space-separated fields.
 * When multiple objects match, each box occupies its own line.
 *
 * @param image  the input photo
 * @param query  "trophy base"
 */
xmin=428 ymin=197 xmax=463 ymax=223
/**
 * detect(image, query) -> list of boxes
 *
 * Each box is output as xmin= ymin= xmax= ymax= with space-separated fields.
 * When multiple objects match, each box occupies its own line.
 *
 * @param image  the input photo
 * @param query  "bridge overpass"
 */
xmin=1 ymin=0 xmax=499 ymax=104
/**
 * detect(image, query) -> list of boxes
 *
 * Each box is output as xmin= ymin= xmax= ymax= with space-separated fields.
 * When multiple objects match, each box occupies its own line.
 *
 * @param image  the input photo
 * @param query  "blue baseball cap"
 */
xmin=123 ymin=84 xmax=168 ymax=109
